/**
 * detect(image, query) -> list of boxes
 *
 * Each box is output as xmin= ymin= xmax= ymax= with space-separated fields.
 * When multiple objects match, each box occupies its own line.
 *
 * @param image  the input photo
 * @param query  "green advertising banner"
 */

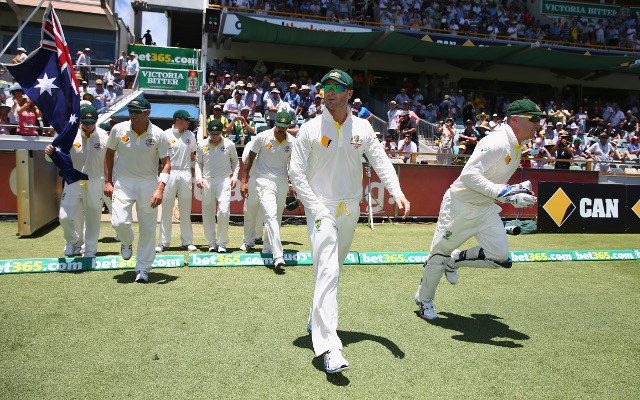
xmin=542 ymin=0 xmax=620 ymax=18
xmin=127 ymin=45 xmax=200 ymax=70
xmin=510 ymin=249 xmax=639 ymax=262
xmin=359 ymin=252 xmax=430 ymax=265
xmin=0 ymin=255 xmax=184 ymax=274
xmin=189 ymin=252 xmax=359 ymax=267
xmin=138 ymin=67 xmax=201 ymax=92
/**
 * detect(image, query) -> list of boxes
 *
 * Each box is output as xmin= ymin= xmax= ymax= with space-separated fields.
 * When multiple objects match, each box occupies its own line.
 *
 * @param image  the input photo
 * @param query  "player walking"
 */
xmin=240 ymin=111 xmax=295 ymax=269
xmin=195 ymin=120 xmax=239 ymax=253
xmin=104 ymin=98 xmax=170 ymax=283
xmin=45 ymin=105 xmax=108 ymax=257
xmin=156 ymin=110 xmax=197 ymax=253
xmin=415 ymin=99 xmax=540 ymax=319
xmin=289 ymin=69 xmax=410 ymax=373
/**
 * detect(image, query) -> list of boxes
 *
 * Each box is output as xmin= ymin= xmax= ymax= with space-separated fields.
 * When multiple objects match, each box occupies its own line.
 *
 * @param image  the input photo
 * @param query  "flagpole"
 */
xmin=0 ymin=0 xmax=48 ymax=58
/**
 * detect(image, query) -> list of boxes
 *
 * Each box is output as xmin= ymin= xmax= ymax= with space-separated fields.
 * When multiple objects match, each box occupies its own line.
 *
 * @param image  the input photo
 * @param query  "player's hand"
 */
xmin=104 ymin=182 xmax=114 ymax=198
xmin=230 ymin=178 xmax=237 ymax=190
xmin=495 ymin=183 xmax=537 ymax=208
xmin=395 ymin=196 xmax=410 ymax=219
xmin=44 ymin=145 xmax=55 ymax=156
xmin=240 ymin=181 xmax=249 ymax=198
xmin=150 ymin=188 xmax=163 ymax=208
xmin=196 ymin=179 xmax=205 ymax=189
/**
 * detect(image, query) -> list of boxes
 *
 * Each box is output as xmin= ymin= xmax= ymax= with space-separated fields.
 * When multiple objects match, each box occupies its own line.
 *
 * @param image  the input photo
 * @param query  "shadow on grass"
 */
xmin=17 ymin=221 xmax=59 ymax=238
xmin=293 ymin=329 xmax=405 ymax=385
xmin=98 ymin=237 xmax=120 ymax=243
xmin=421 ymin=311 xmax=529 ymax=348
xmin=112 ymin=270 xmax=178 ymax=285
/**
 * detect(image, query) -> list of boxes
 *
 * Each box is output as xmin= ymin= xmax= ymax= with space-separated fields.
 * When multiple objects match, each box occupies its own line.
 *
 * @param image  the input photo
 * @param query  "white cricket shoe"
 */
xmin=208 ymin=245 xmax=217 ymax=252
xmin=446 ymin=249 xmax=461 ymax=284
xmin=64 ymin=244 xmax=75 ymax=257
xmin=121 ymin=244 xmax=133 ymax=260
xmin=155 ymin=244 xmax=168 ymax=253
xmin=415 ymin=291 xmax=438 ymax=320
xmin=134 ymin=270 xmax=148 ymax=283
xmin=240 ymin=243 xmax=254 ymax=251
xmin=182 ymin=244 xmax=197 ymax=252
xmin=72 ymin=246 xmax=83 ymax=256
xmin=274 ymin=257 xmax=285 ymax=269
xmin=323 ymin=349 xmax=350 ymax=373
xmin=217 ymin=245 xmax=227 ymax=253
xmin=114 ymin=235 xmax=121 ymax=242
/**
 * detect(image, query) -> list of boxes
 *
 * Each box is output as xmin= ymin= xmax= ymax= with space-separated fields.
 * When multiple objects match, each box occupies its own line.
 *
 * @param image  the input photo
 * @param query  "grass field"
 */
xmin=1 ymin=221 xmax=639 ymax=399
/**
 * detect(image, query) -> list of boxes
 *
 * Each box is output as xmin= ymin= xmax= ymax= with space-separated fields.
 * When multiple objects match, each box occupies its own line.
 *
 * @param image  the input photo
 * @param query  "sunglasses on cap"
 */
xmin=516 ymin=114 xmax=542 ymax=124
xmin=128 ymin=109 xmax=146 ymax=114
xmin=323 ymin=84 xmax=346 ymax=93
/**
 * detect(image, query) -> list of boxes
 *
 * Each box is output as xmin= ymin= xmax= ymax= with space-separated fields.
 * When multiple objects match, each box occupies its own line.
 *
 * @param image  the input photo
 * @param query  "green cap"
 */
xmin=256 ymin=125 xmax=270 ymax=134
xmin=99 ymin=122 xmax=112 ymax=132
xmin=506 ymin=99 xmax=546 ymax=117
xmin=573 ymin=137 xmax=583 ymax=143
xmin=274 ymin=111 xmax=293 ymax=128
xmin=82 ymin=92 xmax=94 ymax=101
xmin=173 ymin=109 xmax=193 ymax=120
xmin=128 ymin=97 xmax=151 ymax=110
xmin=321 ymin=69 xmax=353 ymax=88
xmin=80 ymin=105 xmax=98 ymax=124
xmin=207 ymin=119 xmax=224 ymax=134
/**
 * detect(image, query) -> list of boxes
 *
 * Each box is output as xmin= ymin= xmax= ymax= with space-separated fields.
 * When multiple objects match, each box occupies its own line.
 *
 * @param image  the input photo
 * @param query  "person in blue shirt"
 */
xmin=283 ymin=83 xmax=301 ymax=115
xmin=90 ymin=79 xmax=112 ymax=113
xmin=352 ymin=98 xmax=373 ymax=121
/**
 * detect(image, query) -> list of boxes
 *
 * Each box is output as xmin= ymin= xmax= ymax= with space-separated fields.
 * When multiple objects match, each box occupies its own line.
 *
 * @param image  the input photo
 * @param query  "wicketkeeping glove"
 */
xmin=495 ymin=181 xmax=537 ymax=208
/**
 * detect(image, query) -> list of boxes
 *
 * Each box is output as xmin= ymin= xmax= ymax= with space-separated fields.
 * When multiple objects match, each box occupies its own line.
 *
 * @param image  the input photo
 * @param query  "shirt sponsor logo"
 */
xmin=122 ymin=135 xmax=130 ymax=143
xmin=73 ymin=142 xmax=81 ymax=149
xmin=266 ymin=143 xmax=273 ymax=149
xmin=320 ymin=136 xmax=332 ymax=148
xmin=169 ymin=139 xmax=176 ymax=146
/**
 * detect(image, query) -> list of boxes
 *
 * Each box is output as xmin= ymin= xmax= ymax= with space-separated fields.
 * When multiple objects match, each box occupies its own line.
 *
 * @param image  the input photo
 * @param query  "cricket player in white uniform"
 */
xmin=240 ymin=126 xmax=271 ymax=251
xmin=45 ymin=105 xmax=108 ymax=257
xmin=195 ymin=119 xmax=239 ymax=252
xmin=240 ymin=111 xmax=295 ymax=269
xmin=415 ymin=99 xmax=541 ymax=320
xmin=289 ymin=69 xmax=410 ymax=373
xmin=104 ymin=98 xmax=170 ymax=283
xmin=156 ymin=110 xmax=197 ymax=252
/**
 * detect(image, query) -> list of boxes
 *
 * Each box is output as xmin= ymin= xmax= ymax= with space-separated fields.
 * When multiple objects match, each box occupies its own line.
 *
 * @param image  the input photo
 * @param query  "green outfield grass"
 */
xmin=1 ymin=221 xmax=639 ymax=399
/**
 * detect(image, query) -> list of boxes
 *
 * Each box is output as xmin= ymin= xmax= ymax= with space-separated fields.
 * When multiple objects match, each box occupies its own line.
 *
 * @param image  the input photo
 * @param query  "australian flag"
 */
xmin=6 ymin=4 xmax=87 ymax=184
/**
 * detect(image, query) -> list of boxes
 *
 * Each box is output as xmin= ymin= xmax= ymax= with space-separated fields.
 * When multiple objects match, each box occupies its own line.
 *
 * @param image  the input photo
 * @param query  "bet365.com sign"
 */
xmin=538 ymin=182 xmax=640 ymax=233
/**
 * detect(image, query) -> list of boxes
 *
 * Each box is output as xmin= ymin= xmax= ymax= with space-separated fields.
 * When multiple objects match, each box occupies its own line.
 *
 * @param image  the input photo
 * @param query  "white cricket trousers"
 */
xmin=256 ymin=176 xmax=288 ymax=259
xmin=201 ymin=176 xmax=231 ymax=247
xmin=59 ymin=179 xmax=104 ymax=257
xmin=242 ymin=174 xmax=268 ymax=247
xmin=306 ymin=200 xmax=359 ymax=356
xmin=158 ymin=169 xmax=193 ymax=247
xmin=417 ymin=189 xmax=509 ymax=302
xmin=111 ymin=178 xmax=159 ymax=272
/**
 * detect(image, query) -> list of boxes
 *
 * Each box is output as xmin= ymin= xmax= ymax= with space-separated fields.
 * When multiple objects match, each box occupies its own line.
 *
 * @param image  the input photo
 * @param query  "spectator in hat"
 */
xmin=81 ymin=92 xmax=94 ymax=108
xmin=104 ymin=82 xmax=117 ymax=108
xmin=111 ymin=71 xmax=125 ymax=97
xmin=394 ymin=88 xmax=410 ymax=105
xmin=143 ymin=29 xmax=153 ymax=46
xmin=397 ymin=133 xmax=417 ymax=163
xmin=223 ymin=88 xmax=246 ymax=120
xmin=299 ymin=85 xmax=314 ymax=118
xmin=383 ymin=133 xmax=398 ymax=158
xmin=13 ymin=47 xmax=27 ymax=64
xmin=352 ymin=98 xmax=373 ymax=121
xmin=622 ymin=110 xmax=639 ymax=140
xmin=571 ymin=137 xmax=587 ymax=163
xmin=228 ymin=106 xmax=255 ymax=145
xmin=90 ymin=79 xmax=112 ymax=113
xmin=424 ymin=103 xmax=438 ymax=124
xmin=265 ymin=88 xmax=283 ymax=128
xmin=76 ymin=48 xmax=91 ymax=80
xmin=439 ymin=94 xmax=453 ymax=120
xmin=436 ymin=117 xmax=455 ymax=165
xmin=585 ymin=132 xmax=618 ymax=172
xmin=217 ymin=85 xmax=232 ymax=109
xmin=621 ymin=136 xmax=640 ymax=161
xmin=16 ymin=96 xmax=40 ymax=136
xmin=6 ymin=84 xmax=24 ymax=127
xmin=207 ymin=104 xmax=230 ymax=134
xmin=398 ymin=110 xmax=418 ymax=148
xmin=103 ymin=64 xmax=117 ymax=84
xmin=610 ymin=105 xmax=625 ymax=127
xmin=458 ymin=119 xmax=480 ymax=155
xmin=125 ymin=52 xmax=139 ymax=89
xmin=284 ymin=83 xmax=301 ymax=116
xmin=0 ymin=104 xmax=12 ymax=135
xmin=411 ymin=88 xmax=424 ymax=107
xmin=116 ymin=51 xmax=127 ymax=76
xmin=80 ymin=79 xmax=90 ymax=95
xmin=387 ymin=100 xmax=400 ymax=139
xmin=202 ymin=73 xmax=221 ymax=116
xmin=489 ymin=113 xmax=502 ymax=129
xmin=307 ymin=94 xmax=325 ymax=122
xmin=476 ymin=120 xmax=491 ymax=140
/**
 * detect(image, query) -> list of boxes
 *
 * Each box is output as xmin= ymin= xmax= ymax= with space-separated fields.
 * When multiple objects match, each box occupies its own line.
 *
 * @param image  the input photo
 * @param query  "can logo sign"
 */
xmin=187 ymin=70 xmax=198 ymax=93
xmin=543 ymin=188 xmax=575 ymax=227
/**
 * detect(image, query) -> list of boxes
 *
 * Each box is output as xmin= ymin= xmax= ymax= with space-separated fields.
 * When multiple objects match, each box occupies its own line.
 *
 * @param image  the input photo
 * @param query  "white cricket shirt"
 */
xmin=165 ymin=127 xmax=196 ymax=170
xmin=107 ymin=120 xmax=169 ymax=181
xmin=289 ymin=108 xmax=404 ymax=217
xmin=450 ymin=122 xmax=523 ymax=206
xmin=196 ymin=137 xmax=239 ymax=180
xmin=251 ymin=129 xmax=294 ymax=180
xmin=70 ymin=126 xmax=109 ymax=180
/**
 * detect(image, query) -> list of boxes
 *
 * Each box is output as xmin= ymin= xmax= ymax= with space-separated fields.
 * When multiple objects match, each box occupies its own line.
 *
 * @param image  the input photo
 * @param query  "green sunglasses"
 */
xmin=323 ymin=84 xmax=346 ymax=93
xmin=516 ymin=114 xmax=542 ymax=124
xmin=128 ymin=109 xmax=146 ymax=114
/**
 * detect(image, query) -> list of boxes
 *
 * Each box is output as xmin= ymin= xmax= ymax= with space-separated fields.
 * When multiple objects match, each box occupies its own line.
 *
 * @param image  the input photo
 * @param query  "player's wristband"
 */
xmin=158 ymin=172 xmax=170 ymax=184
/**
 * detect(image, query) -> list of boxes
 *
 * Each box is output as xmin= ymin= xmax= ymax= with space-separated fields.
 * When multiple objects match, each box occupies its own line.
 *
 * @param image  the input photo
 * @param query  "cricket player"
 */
xmin=156 ymin=110 xmax=197 ymax=253
xmin=240 ymin=111 xmax=295 ymax=269
xmin=415 ymin=99 xmax=540 ymax=320
xmin=195 ymin=119 xmax=239 ymax=253
xmin=289 ymin=69 xmax=410 ymax=373
xmin=240 ymin=125 xmax=271 ymax=251
xmin=45 ymin=105 xmax=108 ymax=257
xmin=104 ymin=98 xmax=170 ymax=283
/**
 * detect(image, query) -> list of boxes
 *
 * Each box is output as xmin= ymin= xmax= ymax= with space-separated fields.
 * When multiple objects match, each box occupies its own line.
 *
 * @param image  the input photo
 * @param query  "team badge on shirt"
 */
xmin=93 ymin=143 xmax=102 ymax=150
xmin=145 ymin=138 xmax=155 ymax=147
xmin=314 ymin=219 xmax=322 ymax=232
xmin=73 ymin=142 xmax=81 ymax=149
xmin=185 ymin=139 xmax=191 ymax=144
xmin=204 ymin=146 xmax=209 ymax=153
xmin=350 ymin=135 xmax=362 ymax=148
xmin=122 ymin=135 xmax=130 ymax=143
xmin=444 ymin=231 xmax=453 ymax=240
xmin=284 ymin=145 xmax=291 ymax=152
